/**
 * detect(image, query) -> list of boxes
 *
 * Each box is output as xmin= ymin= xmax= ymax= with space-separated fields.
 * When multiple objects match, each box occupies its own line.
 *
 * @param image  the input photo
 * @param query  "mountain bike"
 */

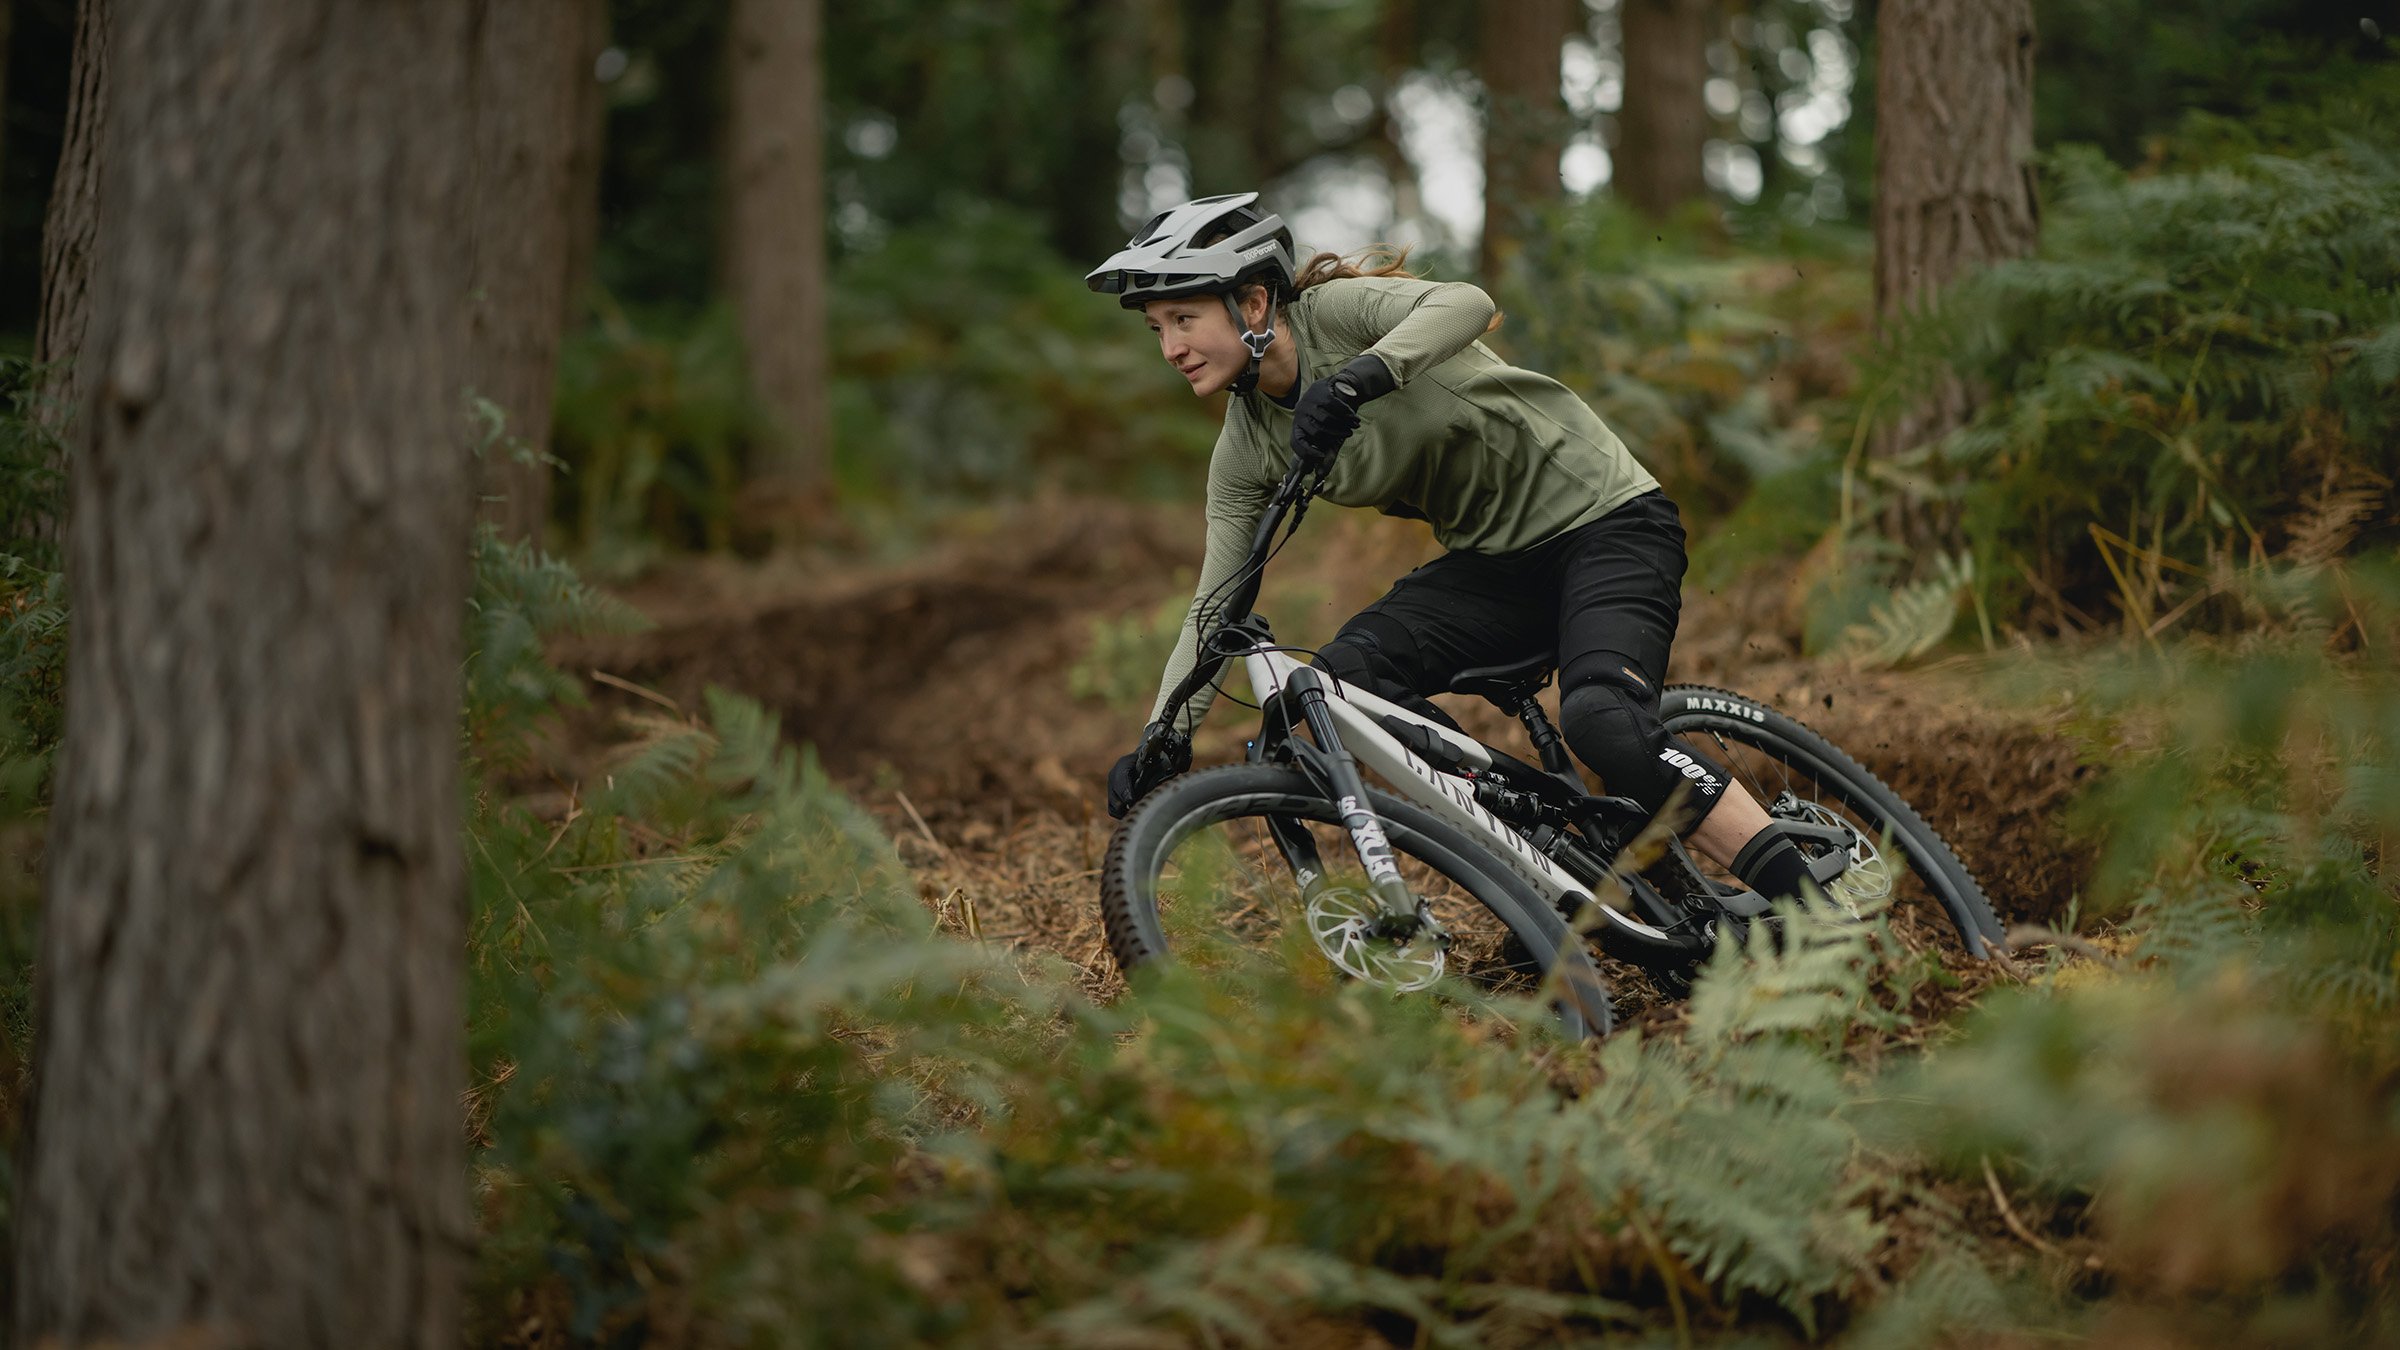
xmin=1099 ymin=463 xmax=2004 ymax=1036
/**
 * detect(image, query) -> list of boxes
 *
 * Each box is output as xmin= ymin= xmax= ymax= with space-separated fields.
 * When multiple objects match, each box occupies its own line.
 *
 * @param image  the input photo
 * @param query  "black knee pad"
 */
xmin=1559 ymin=670 xmax=1730 ymax=833
xmin=1312 ymin=632 xmax=1385 ymax=695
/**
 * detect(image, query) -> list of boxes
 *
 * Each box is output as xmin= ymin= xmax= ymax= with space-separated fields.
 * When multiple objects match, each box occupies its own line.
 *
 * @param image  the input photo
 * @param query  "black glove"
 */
xmin=1107 ymin=720 xmax=1192 ymax=819
xmin=1290 ymin=353 xmax=1396 ymax=473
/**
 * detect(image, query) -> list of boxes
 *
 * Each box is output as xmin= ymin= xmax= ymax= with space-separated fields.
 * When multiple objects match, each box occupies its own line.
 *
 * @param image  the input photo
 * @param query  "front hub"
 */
xmin=1305 ymin=886 xmax=1447 ymax=991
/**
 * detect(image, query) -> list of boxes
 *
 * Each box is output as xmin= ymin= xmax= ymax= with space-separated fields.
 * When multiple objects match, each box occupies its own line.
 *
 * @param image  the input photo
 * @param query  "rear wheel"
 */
xmin=1101 ymin=763 xmax=1613 ymax=1037
xmin=1658 ymin=685 xmax=2004 ymax=958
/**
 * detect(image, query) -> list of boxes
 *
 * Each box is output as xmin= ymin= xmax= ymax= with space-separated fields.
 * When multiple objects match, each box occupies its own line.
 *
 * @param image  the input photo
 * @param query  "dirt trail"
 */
xmin=561 ymin=496 xmax=2094 ymax=1002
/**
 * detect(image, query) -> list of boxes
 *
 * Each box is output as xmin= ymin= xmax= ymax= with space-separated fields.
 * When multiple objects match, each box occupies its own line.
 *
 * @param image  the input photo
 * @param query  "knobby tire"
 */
xmin=1101 ymin=763 xmax=1614 ymax=1038
xmin=1659 ymin=684 xmax=2005 ymax=955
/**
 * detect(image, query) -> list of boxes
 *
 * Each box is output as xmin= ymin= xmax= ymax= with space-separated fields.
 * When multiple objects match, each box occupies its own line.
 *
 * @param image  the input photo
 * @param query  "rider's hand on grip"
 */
xmin=1290 ymin=353 xmax=1396 ymax=474
xmin=1107 ymin=720 xmax=1191 ymax=819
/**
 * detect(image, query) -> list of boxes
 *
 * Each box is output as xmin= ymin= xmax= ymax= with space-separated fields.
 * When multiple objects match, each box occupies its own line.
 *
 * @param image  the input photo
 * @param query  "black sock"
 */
xmin=1731 ymin=831 xmax=1810 ymax=901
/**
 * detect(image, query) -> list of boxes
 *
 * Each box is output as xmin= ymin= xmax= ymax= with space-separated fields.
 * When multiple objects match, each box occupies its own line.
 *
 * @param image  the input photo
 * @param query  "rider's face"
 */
xmin=1143 ymin=291 xmax=1260 ymax=398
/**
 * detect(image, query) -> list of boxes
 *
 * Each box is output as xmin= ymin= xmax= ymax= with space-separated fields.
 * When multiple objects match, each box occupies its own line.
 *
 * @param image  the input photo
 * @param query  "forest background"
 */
xmin=0 ymin=0 xmax=2397 ymax=1346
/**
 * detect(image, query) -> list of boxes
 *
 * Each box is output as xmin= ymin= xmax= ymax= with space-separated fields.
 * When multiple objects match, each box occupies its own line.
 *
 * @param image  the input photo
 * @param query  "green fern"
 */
xmin=1836 ymin=553 xmax=1975 ymax=668
xmin=1843 ymin=141 xmax=2400 ymax=632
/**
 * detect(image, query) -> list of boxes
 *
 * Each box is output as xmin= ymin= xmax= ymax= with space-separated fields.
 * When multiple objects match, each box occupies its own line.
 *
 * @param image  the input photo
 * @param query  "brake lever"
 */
xmin=1134 ymin=719 xmax=1178 ymax=767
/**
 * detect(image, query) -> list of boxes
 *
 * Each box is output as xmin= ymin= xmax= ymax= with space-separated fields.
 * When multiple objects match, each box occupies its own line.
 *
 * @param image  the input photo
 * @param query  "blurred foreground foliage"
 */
xmin=1881 ymin=560 xmax=2400 ymax=1345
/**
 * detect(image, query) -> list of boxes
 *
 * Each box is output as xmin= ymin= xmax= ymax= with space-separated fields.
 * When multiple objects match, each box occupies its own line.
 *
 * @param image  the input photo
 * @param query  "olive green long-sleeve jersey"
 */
xmin=1150 ymin=274 xmax=1661 ymax=735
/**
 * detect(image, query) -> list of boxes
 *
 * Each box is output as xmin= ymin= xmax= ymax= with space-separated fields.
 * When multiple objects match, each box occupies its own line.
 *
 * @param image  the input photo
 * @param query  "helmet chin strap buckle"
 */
xmin=1225 ymin=291 xmax=1280 ymax=396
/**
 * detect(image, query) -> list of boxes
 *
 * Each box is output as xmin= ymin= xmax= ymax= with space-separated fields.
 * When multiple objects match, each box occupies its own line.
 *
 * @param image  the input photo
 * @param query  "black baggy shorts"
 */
xmin=1315 ymin=489 xmax=1687 ymax=711
xmin=1312 ymin=490 xmax=1718 ymax=819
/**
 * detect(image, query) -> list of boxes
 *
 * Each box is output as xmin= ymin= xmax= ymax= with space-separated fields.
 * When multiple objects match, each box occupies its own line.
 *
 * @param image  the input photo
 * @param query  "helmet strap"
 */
xmin=1224 ymin=288 xmax=1280 ymax=397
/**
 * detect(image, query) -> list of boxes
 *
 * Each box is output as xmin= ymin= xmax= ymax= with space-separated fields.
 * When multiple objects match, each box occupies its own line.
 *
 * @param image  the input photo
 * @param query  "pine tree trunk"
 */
xmin=1477 ymin=0 xmax=1572 ymax=279
xmin=1182 ymin=0 xmax=1272 ymax=192
xmin=0 ymin=0 xmax=12 ymax=240
xmin=1615 ymin=0 xmax=1712 ymax=218
xmin=1376 ymin=0 xmax=1422 ymax=229
xmin=468 ymin=0 xmax=608 ymax=543
xmin=12 ymin=0 xmax=480 ymax=1344
xmin=1049 ymin=0 xmax=1133 ymax=263
xmin=1249 ymin=0 xmax=1286 ymax=179
xmin=26 ymin=0 xmax=107 ymax=547
xmin=727 ymin=0 xmax=830 ymax=504
xmin=1870 ymin=0 xmax=2037 ymax=462
xmin=560 ymin=3 xmax=611 ymax=326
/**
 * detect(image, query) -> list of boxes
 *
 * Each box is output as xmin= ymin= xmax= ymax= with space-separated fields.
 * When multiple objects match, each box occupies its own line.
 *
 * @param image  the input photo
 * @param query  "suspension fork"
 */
xmin=1250 ymin=691 xmax=1330 ymax=903
xmin=1280 ymin=668 xmax=1423 ymax=930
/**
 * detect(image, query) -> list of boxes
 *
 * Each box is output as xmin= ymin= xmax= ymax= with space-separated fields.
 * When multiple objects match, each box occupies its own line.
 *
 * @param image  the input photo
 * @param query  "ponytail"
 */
xmin=1291 ymin=245 xmax=1504 ymax=334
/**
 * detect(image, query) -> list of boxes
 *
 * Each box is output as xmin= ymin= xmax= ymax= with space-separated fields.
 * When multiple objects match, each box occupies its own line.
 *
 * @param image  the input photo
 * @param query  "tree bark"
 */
xmin=1049 ymin=0 xmax=1134 ymax=263
xmin=727 ymin=0 xmax=830 ymax=502
xmin=1615 ymin=0 xmax=1713 ymax=218
xmin=1870 ymin=0 xmax=2037 ymax=459
xmin=29 ymin=0 xmax=107 ymax=534
xmin=1182 ymin=0 xmax=1282 ymax=192
xmin=468 ymin=0 xmax=608 ymax=543
xmin=0 ymin=0 xmax=13 ymax=241
xmin=560 ymin=2 xmax=611 ymax=327
xmin=1376 ymin=0 xmax=1422 ymax=230
xmin=1249 ymin=0 xmax=1286 ymax=182
xmin=13 ymin=0 xmax=480 ymax=1344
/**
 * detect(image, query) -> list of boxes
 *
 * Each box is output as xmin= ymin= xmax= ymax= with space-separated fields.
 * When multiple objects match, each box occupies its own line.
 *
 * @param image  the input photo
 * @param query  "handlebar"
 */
xmin=1151 ymin=464 xmax=1322 ymax=727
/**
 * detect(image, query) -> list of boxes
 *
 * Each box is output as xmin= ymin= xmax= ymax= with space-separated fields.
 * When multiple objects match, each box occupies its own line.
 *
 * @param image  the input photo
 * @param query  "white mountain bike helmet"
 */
xmin=1086 ymin=192 xmax=1298 ymax=395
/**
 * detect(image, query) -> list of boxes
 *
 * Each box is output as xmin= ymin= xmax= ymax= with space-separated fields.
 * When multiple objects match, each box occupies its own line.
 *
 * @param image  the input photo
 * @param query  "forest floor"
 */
xmin=557 ymin=494 xmax=2100 ymax=1025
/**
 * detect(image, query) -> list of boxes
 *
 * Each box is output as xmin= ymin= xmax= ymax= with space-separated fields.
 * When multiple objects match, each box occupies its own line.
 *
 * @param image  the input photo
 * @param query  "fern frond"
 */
xmin=2283 ymin=464 xmax=2392 ymax=570
xmin=1838 ymin=553 xmax=1972 ymax=669
xmin=1687 ymin=900 xmax=1884 ymax=1047
xmin=599 ymin=713 xmax=719 ymax=817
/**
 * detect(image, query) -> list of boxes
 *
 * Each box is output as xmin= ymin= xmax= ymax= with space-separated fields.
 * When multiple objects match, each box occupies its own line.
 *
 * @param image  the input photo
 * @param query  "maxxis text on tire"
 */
xmin=1659 ymin=684 xmax=2005 ymax=955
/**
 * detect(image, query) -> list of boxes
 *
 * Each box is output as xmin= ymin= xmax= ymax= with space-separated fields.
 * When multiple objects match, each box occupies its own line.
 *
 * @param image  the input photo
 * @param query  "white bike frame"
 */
xmin=1240 ymin=643 xmax=1680 ymax=946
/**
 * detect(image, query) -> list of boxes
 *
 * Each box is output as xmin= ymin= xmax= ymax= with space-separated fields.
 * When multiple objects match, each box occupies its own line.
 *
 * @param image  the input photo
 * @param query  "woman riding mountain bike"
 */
xmin=1089 ymin=191 xmax=1819 ymax=910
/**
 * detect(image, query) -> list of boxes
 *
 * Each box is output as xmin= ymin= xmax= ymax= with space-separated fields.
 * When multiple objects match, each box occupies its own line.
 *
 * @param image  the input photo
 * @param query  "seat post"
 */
xmin=1513 ymin=697 xmax=1577 ymax=776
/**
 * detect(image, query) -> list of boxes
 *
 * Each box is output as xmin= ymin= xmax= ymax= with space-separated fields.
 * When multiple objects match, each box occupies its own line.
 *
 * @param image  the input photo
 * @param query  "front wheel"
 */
xmin=1101 ymin=763 xmax=1614 ymax=1037
xmin=1659 ymin=685 xmax=2005 ymax=958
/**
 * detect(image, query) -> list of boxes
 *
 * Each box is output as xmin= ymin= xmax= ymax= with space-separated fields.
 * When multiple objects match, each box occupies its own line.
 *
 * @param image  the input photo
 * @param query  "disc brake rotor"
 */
xmin=1784 ymin=797 xmax=1892 ymax=912
xmin=1305 ymin=886 xmax=1445 ymax=991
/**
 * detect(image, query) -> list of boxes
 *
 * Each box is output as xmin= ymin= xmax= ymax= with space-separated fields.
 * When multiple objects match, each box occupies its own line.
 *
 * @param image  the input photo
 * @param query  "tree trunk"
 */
xmin=1377 ymin=0 xmax=1422 ymax=231
xmin=1182 ymin=0 xmax=1274 ymax=192
xmin=468 ymin=0 xmax=608 ymax=543
xmin=1477 ymin=0 xmax=1572 ymax=279
xmin=1249 ymin=0 xmax=1286 ymax=182
xmin=28 ymin=0 xmax=107 ymax=547
xmin=1615 ymin=0 xmax=1713 ymax=218
xmin=727 ymin=0 xmax=830 ymax=504
xmin=0 ymin=0 xmax=12 ymax=242
xmin=1049 ymin=0 xmax=1133 ymax=263
xmin=13 ymin=0 xmax=479 ymax=1344
xmin=560 ymin=2 xmax=611 ymax=327
xmin=1870 ymin=0 xmax=2037 ymax=460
